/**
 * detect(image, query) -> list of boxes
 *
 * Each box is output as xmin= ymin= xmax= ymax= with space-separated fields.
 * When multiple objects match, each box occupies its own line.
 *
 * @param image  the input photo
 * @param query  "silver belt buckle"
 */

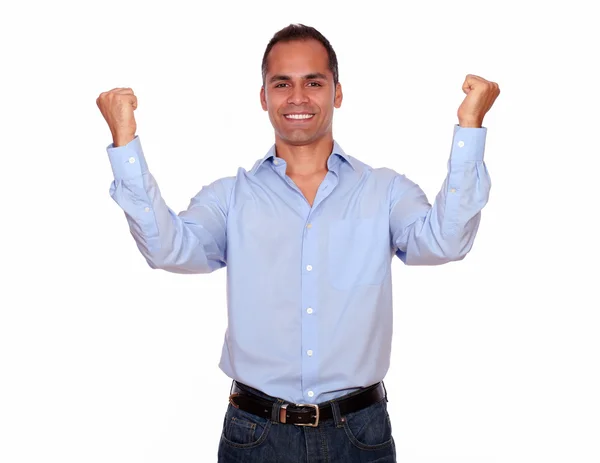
xmin=280 ymin=403 xmax=319 ymax=427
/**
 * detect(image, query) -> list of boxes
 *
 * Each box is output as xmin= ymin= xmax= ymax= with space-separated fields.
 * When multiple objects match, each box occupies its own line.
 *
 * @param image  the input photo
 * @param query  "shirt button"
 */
xmin=306 ymin=265 xmax=313 ymax=271
xmin=307 ymin=350 xmax=313 ymax=356
xmin=306 ymin=223 xmax=312 ymax=229
xmin=128 ymin=157 xmax=135 ymax=164
xmin=307 ymin=391 xmax=314 ymax=398
xmin=144 ymin=207 xmax=150 ymax=212
xmin=458 ymin=141 xmax=465 ymax=148
xmin=274 ymin=159 xmax=279 ymax=165
xmin=306 ymin=308 xmax=313 ymax=314
xmin=450 ymin=188 xmax=457 ymax=193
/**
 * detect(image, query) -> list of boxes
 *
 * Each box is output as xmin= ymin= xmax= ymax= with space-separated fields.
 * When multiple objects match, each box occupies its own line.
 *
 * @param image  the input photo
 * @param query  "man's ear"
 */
xmin=334 ymin=82 xmax=343 ymax=108
xmin=260 ymin=86 xmax=267 ymax=111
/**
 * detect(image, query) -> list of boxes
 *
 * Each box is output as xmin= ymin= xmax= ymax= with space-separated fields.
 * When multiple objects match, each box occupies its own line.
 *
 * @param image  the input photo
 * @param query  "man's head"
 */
xmin=260 ymin=24 xmax=343 ymax=147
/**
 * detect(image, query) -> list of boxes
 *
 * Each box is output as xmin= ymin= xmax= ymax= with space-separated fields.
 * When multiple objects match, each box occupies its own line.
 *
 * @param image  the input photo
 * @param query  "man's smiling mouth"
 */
xmin=284 ymin=113 xmax=315 ymax=120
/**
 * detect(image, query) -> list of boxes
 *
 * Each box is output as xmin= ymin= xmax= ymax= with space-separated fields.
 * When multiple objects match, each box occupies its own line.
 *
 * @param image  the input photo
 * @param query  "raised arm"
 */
xmin=98 ymin=87 xmax=232 ymax=274
xmin=390 ymin=74 xmax=499 ymax=265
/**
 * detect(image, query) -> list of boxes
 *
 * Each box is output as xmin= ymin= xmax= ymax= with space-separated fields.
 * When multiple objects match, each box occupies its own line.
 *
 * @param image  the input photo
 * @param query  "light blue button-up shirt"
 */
xmin=106 ymin=124 xmax=490 ymax=404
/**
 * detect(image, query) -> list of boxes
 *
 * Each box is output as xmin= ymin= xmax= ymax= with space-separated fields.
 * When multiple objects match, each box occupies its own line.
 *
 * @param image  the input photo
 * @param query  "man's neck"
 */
xmin=274 ymin=135 xmax=333 ymax=177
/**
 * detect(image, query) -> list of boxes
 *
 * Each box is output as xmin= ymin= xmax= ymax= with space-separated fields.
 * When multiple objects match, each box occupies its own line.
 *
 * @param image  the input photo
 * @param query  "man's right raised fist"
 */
xmin=97 ymin=87 xmax=138 ymax=147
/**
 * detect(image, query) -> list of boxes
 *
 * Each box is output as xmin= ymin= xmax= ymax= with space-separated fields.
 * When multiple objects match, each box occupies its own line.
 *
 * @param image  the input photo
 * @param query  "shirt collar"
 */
xmin=250 ymin=140 xmax=356 ymax=175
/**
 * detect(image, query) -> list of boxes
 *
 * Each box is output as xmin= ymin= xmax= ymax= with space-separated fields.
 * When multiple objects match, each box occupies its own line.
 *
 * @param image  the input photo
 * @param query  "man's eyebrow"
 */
xmin=268 ymin=73 xmax=328 ymax=83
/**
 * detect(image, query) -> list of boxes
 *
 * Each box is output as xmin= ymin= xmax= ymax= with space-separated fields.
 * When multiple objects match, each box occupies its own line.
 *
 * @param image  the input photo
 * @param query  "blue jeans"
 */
xmin=217 ymin=382 xmax=396 ymax=462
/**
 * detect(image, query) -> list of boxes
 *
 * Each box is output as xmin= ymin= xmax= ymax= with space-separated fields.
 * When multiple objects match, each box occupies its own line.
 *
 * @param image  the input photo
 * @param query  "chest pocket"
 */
xmin=328 ymin=218 xmax=388 ymax=290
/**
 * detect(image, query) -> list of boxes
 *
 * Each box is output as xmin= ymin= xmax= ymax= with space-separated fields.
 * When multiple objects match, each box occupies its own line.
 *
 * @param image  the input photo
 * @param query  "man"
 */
xmin=97 ymin=23 xmax=499 ymax=463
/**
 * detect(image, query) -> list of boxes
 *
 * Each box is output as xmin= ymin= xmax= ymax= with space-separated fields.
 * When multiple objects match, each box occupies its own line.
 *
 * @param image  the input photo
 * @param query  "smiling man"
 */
xmin=98 ymin=23 xmax=499 ymax=463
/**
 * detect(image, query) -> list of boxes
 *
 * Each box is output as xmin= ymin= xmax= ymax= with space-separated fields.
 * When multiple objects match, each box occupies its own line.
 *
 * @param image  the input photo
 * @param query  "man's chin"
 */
xmin=278 ymin=130 xmax=318 ymax=145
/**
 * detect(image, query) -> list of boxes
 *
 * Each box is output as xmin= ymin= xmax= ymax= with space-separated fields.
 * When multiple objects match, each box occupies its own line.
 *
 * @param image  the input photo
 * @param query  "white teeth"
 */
xmin=285 ymin=114 xmax=314 ymax=119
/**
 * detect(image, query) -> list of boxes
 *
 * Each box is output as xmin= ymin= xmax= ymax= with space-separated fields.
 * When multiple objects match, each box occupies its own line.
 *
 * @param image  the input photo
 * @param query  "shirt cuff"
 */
xmin=450 ymin=123 xmax=487 ymax=162
xmin=106 ymin=135 xmax=150 ymax=180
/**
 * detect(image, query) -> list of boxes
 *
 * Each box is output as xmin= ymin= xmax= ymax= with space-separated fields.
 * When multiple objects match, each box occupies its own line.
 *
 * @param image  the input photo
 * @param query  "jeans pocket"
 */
xmin=342 ymin=400 xmax=393 ymax=450
xmin=328 ymin=218 xmax=387 ymax=290
xmin=220 ymin=404 xmax=272 ymax=449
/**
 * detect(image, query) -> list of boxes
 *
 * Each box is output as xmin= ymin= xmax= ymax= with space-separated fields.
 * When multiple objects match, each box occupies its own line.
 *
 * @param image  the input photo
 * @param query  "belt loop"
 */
xmin=330 ymin=400 xmax=344 ymax=428
xmin=382 ymin=381 xmax=388 ymax=402
xmin=271 ymin=398 xmax=284 ymax=423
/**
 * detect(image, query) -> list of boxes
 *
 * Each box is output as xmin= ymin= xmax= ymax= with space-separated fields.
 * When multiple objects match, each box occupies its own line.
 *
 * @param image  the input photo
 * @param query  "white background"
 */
xmin=1 ymin=0 xmax=599 ymax=462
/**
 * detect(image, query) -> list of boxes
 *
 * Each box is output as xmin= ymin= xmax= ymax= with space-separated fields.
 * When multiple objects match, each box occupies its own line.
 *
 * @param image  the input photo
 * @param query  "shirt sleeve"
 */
xmin=390 ymin=124 xmax=491 ymax=265
xmin=106 ymin=135 xmax=232 ymax=274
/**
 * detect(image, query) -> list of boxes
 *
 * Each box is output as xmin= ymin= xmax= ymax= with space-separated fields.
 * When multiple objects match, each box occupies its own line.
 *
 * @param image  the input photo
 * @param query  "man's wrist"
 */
xmin=458 ymin=119 xmax=483 ymax=128
xmin=112 ymin=133 xmax=136 ymax=147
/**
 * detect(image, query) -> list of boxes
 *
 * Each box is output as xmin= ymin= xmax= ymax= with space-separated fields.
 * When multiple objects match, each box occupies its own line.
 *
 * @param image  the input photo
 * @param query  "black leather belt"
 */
xmin=228 ymin=381 xmax=386 ymax=427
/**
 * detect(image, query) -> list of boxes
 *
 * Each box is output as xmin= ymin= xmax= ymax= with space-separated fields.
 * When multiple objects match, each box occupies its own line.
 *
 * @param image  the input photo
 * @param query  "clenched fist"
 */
xmin=457 ymin=74 xmax=500 ymax=128
xmin=96 ymin=87 xmax=138 ymax=147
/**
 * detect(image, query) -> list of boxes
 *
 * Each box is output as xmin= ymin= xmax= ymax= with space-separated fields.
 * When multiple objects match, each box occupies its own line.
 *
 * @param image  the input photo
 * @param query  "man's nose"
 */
xmin=287 ymin=85 xmax=309 ymax=105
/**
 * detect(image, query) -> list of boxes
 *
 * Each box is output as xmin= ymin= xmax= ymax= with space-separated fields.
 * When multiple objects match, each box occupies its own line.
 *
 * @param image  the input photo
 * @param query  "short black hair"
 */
xmin=261 ymin=24 xmax=339 ymax=87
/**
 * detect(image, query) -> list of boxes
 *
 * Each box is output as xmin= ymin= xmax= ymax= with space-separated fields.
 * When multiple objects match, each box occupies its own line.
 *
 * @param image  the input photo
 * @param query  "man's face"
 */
xmin=260 ymin=39 xmax=342 ymax=146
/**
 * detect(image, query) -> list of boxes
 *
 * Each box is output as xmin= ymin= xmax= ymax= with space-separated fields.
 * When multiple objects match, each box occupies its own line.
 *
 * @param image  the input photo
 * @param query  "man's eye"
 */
xmin=274 ymin=82 xmax=321 ymax=88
